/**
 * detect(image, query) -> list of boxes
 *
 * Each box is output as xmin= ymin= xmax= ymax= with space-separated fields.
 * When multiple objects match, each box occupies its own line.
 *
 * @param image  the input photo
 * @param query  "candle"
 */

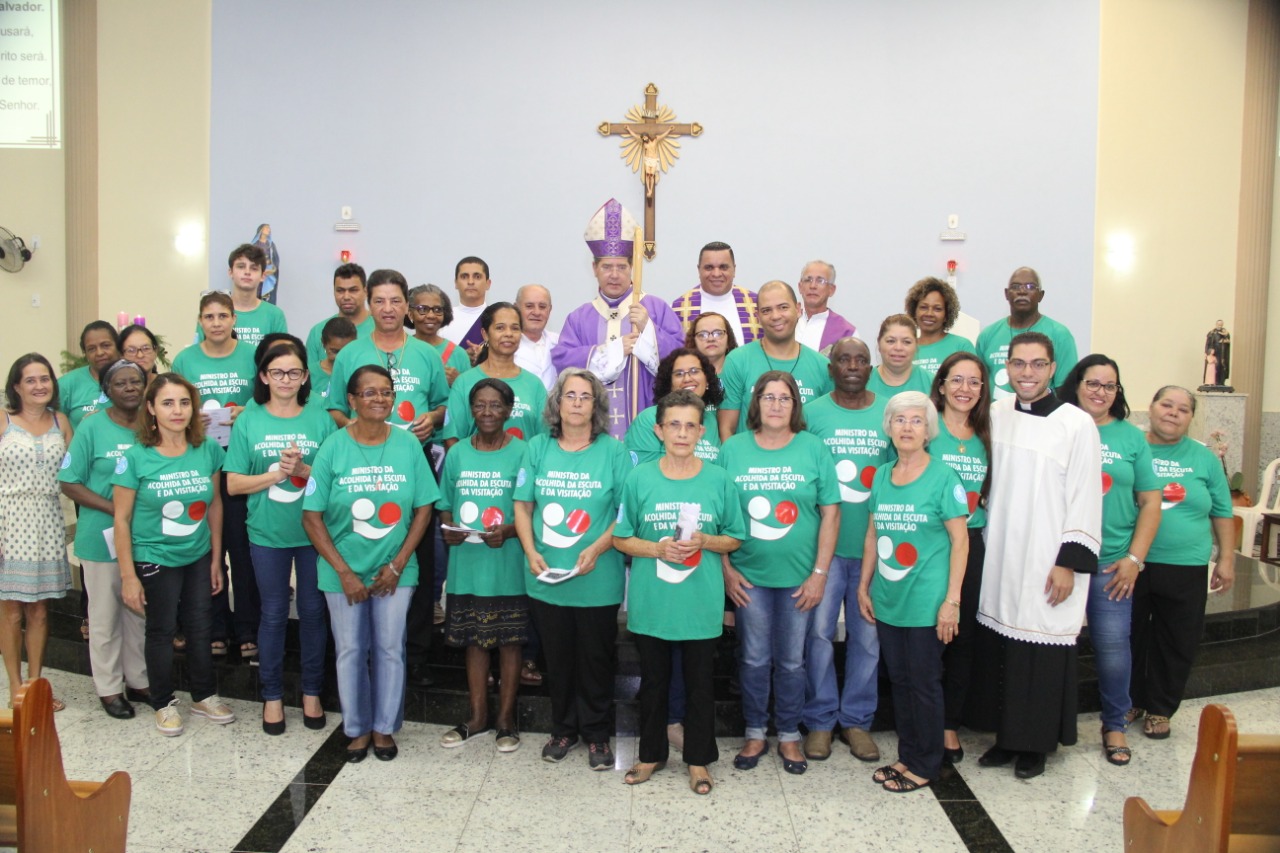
xmin=117 ymin=311 xmax=129 ymax=329
xmin=134 ymin=315 xmax=146 ymax=327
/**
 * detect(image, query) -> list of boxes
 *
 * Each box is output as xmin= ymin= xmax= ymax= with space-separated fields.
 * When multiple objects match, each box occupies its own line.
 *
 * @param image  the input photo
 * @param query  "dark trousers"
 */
xmin=405 ymin=450 xmax=440 ymax=668
xmin=634 ymin=633 xmax=719 ymax=766
xmin=211 ymin=481 xmax=260 ymax=646
xmin=942 ymin=528 xmax=985 ymax=729
xmin=1131 ymin=562 xmax=1209 ymax=718
xmin=137 ymin=555 xmax=216 ymax=709
xmin=529 ymin=598 xmax=617 ymax=743
xmin=877 ymin=622 xmax=945 ymax=781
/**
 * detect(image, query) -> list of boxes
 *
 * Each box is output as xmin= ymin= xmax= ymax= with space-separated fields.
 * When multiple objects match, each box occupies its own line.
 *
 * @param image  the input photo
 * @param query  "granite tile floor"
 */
xmin=4 ymin=665 xmax=1277 ymax=853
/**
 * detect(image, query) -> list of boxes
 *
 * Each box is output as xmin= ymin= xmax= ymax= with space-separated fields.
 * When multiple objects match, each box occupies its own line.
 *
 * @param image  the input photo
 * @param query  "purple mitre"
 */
xmin=583 ymin=197 xmax=639 ymax=258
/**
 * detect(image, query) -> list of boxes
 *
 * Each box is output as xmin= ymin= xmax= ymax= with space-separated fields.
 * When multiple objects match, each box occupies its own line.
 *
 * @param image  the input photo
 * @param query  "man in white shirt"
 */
xmin=795 ymin=260 xmax=856 ymax=353
xmin=670 ymin=241 xmax=761 ymax=346
xmin=441 ymin=256 xmax=491 ymax=362
xmin=514 ymin=283 xmax=560 ymax=390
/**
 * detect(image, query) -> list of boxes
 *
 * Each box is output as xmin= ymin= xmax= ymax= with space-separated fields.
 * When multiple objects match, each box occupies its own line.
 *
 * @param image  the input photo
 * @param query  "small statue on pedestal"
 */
xmin=1198 ymin=320 xmax=1233 ymax=392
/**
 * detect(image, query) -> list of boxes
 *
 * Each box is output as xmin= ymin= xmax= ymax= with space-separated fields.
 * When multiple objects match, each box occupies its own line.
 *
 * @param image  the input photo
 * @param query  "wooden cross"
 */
xmin=598 ymin=83 xmax=702 ymax=260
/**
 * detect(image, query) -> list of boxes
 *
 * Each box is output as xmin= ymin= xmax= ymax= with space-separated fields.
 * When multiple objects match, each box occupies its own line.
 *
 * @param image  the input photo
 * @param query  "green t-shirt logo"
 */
xmin=541 ymin=502 xmax=591 ymax=548
xmin=834 ymin=459 xmax=875 ymax=504
xmin=352 ymin=497 xmax=402 ymax=540
xmin=746 ymin=495 xmax=797 ymax=541
xmin=162 ymin=499 xmax=207 ymax=536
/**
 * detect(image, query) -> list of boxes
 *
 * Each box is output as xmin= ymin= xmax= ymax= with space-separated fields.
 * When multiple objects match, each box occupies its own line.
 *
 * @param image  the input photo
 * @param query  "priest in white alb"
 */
xmin=970 ymin=331 xmax=1101 ymax=780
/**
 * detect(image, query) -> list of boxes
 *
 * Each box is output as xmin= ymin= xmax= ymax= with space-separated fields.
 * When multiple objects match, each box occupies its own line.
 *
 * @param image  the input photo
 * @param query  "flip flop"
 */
xmin=1143 ymin=715 xmax=1171 ymax=740
xmin=883 ymin=774 xmax=931 ymax=793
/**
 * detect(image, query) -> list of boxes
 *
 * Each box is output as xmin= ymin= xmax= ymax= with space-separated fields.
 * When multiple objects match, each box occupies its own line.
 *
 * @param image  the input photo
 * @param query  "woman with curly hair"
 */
xmin=904 ymin=277 xmax=975 ymax=374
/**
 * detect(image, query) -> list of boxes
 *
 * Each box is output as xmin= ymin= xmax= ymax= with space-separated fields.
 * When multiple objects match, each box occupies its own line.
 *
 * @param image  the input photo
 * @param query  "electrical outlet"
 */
xmin=341 ymin=206 xmax=353 ymax=221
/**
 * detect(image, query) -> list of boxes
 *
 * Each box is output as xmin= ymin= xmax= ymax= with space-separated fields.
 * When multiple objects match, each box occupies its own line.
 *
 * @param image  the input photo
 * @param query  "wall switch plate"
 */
xmin=341 ymin=206 xmax=353 ymax=221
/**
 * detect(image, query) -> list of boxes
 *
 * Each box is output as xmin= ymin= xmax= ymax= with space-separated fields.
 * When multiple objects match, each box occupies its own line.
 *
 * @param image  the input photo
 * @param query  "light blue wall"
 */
xmin=211 ymin=0 xmax=1098 ymax=351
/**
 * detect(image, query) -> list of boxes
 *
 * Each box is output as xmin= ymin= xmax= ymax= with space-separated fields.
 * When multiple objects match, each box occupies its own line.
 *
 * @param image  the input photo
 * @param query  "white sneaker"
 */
xmin=155 ymin=699 xmax=184 ymax=737
xmin=190 ymin=694 xmax=236 ymax=724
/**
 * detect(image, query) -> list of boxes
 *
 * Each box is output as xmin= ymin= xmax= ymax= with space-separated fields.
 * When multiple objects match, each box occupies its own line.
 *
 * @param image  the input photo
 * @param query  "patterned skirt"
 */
xmin=445 ymin=594 xmax=531 ymax=650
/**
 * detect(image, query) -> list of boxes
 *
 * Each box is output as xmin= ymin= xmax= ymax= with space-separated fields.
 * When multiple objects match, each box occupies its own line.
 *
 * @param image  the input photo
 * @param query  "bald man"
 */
xmin=514 ymin=284 xmax=560 ymax=390
xmin=975 ymin=266 xmax=1078 ymax=399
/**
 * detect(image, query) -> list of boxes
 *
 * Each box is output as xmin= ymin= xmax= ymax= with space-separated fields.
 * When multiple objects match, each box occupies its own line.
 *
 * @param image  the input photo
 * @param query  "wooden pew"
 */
xmin=0 ymin=678 xmax=131 ymax=852
xmin=1124 ymin=703 xmax=1280 ymax=853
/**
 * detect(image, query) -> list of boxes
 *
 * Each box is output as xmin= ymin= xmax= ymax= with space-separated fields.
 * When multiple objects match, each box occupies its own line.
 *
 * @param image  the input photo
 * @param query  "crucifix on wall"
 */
xmin=598 ymin=83 xmax=702 ymax=260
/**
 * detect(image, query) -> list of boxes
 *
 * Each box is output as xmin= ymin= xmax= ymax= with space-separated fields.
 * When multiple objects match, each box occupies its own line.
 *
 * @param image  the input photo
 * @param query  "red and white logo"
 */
xmin=835 ymin=460 xmax=875 ymax=504
xmin=268 ymin=462 xmax=307 ymax=503
xmin=352 ymin=497 xmax=402 ymax=540
xmin=747 ymin=496 xmax=796 ymax=541
xmin=541 ymin=502 xmax=590 ymax=548
xmin=161 ymin=500 xmax=206 ymax=536
xmin=877 ymin=535 xmax=918 ymax=582
xmin=1161 ymin=482 xmax=1186 ymax=511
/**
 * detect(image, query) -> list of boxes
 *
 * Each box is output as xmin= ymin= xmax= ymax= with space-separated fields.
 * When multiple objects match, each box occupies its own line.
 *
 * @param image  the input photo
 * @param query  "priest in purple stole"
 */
xmin=552 ymin=198 xmax=685 ymax=439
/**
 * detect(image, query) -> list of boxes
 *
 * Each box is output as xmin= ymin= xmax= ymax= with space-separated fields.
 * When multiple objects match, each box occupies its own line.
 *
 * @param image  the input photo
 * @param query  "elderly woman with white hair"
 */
xmin=857 ymin=391 xmax=969 ymax=793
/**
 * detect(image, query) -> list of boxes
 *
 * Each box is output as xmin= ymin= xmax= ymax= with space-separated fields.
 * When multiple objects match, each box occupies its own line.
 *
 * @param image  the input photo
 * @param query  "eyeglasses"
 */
xmin=1083 ymin=379 xmax=1122 ymax=395
xmin=694 ymin=329 xmax=726 ymax=341
xmin=562 ymin=392 xmax=594 ymax=403
xmin=1006 ymin=282 xmax=1041 ymax=293
xmin=946 ymin=376 xmax=983 ymax=390
xmin=662 ymin=421 xmax=699 ymax=433
xmin=385 ymin=352 xmax=398 ymax=371
xmin=266 ymin=368 xmax=305 ymax=381
xmin=672 ymin=367 xmax=703 ymax=380
xmin=123 ymin=345 xmax=154 ymax=357
xmin=410 ymin=304 xmax=444 ymax=316
xmin=800 ymin=275 xmax=832 ymax=287
xmin=356 ymin=389 xmax=395 ymax=400
xmin=891 ymin=416 xmax=927 ymax=428
xmin=760 ymin=394 xmax=794 ymax=407
xmin=1007 ymin=358 xmax=1051 ymax=372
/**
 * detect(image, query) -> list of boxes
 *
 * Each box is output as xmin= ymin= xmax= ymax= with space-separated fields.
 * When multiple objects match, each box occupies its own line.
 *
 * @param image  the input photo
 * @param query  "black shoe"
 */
xmin=374 ymin=742 xmax=398 ymax=761
xmin=943 ymin=746 xmax=965 ymax=765
xmin=99 ymin=694 xmax=135 ymax=719
xmin=1014 ymin=751 xmax=1046 ymax=779
xmin=978 ymin=745 xmax=1016 ymax=767
xmin=406 ymin=664 xmax=435 ymax=688
xmin=262 ymin=714 xmax=286 ymax=736
xmin=346 ymin=744 xmax=369 ymax=763
xmin=125 ymin=686 xmax=151 ymax=703
xmin=303 ymin=712 xmax=327 ymax=730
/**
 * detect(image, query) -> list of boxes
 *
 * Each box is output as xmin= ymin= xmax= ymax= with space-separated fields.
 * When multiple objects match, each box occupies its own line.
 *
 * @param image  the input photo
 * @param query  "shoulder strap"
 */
xmin=441 ymin=341 xmax=456 ymax=363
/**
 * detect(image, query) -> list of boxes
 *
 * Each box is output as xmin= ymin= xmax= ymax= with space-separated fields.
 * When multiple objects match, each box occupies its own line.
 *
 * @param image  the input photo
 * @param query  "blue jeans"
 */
xmin=1087 ymin=563 xmax=1133 ymax=732
xmin=325 ymin=586 xmax=413 ymax=737
xmin=250 ymin=544 xmax=327 ymax=701
xmin=803 ymin=556 xmax=879 ymax=731
xmin=737 ymin=583 xmax=813 ymax=742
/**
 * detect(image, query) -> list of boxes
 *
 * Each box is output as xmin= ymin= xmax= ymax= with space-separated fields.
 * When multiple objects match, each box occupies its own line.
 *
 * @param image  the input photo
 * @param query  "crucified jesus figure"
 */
xmin=627 ymin=127 xmax=673 ymax=198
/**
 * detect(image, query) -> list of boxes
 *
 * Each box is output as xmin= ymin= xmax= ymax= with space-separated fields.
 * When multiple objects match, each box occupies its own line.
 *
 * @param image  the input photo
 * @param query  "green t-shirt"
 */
xmin=614 ymin=461 xmax=745 ymax=641
xmin=513 ymin=433 xmax=634 ymax=607
xmin=58 ymin=413 xmax=136 ymax=562
xmin=912 ymin=334 xmax=977 ymax=375
xmin=440 ymin=367 xmax=547 ymax=443
xmin=223 ymin=404 xmax=336 ymax=549
xmin=303 ymin=427 xmax=440 ymax=592
xmin=865 ymin=365 xmax=936 ymax=398
xmin=718 ymin=430 xmax=841 ymax=587
xmin=1146 ymin=435 xmax=1232 ymax=565
xmin=427 ymin=338 xmax=472 ymax=380
xmin=624 ymin=404 xmax=721 ymax=465
xmin=111 ymin=440 xmax=226 ymax=567
xmin=804 ymin=393 xmax=892 ymax=557
xmin=304 ymin=313 xmax=375 ymax=367
xmin=928 ymin=422 xmax=988 ymax=529
xmin=868 ymin=459 xmax=968 ymax=628
xmin=58 ymin=365 xmax=111 ymax=429
xmin=172 ymin=342 xmax=257 ymax=409
xmin=438 ymin=438 xmax=527 ymax=597
xmin=719 ymin=341 xmax=833 ymax=432
xmin=311 ymin=366 xmax=333 ymax=401
xmin=975 ymin=314 xmax=1078 ymax=399
xmin=327 ymin=335 xmax=450 ymax=442
xmin=195 ymin=300 xmax=289 ymax=348
xmin=1097 ymin=419 xmax=1161 ymax=565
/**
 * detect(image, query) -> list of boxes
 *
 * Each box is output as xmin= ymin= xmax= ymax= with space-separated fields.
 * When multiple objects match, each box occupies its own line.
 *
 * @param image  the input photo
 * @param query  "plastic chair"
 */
xmin=1234 ymin=458 xmax=1280 ymax=557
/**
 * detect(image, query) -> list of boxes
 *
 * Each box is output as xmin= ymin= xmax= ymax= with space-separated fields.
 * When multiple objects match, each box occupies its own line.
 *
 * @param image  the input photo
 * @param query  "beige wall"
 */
xmin=0 ymin=151 xmax=68 ymax=371
xmin=1092 ymin=0 xmax=1250 ymax=406
xmin=1265 ymin=85 xmax=1280 ymax=412
xmin=96 ymin=1 xmax=211 ymax=364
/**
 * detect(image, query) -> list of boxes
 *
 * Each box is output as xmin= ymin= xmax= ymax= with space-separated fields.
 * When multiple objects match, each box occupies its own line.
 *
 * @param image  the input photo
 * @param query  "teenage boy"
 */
xmin=198 ymin=244 xmax=290 ymax=347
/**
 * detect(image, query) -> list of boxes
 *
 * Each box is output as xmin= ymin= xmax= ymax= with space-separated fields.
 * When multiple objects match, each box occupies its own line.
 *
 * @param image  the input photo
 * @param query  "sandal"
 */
xmin=872 ymin=765 xmax=904 ymax=784
xmin=1124 ymin=707 xmax=1145 ymax=725
xmin=80 ymin=619 xmax=90 ymax=642
xmin=883 ymin=774 xmax=931 ymax=793
xmin=240 ymin=642 xmax=258 ymax=660
xmin=689 ymin=767 xmax=713 ymax=795
xmin=210 ymin=640 xmax=227 ymax=656
xmin=1103 ymin=726 xmax=1131 ymax=766
xmin=623 ymin=760 xmax=666 ymax=785
xmin=51 ymin=696 xmax=65 ymax=713
xmin=519 ymin=660 xmax=543 ymax=686
xmin=1143 ymin=714 xmax=1171 ymax=740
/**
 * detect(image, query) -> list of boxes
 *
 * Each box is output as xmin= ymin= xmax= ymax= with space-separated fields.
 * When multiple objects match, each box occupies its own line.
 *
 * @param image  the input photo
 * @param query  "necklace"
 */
xmin=349 ymin=424 xmax=391 ymax=489
xmin=762 ymin=342 xmax=801 ymax=374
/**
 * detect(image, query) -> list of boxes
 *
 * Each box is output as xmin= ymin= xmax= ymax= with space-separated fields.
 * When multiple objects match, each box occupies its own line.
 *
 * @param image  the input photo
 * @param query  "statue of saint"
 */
xmin=1201 ymin=320 xmax=1232 ymax=390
